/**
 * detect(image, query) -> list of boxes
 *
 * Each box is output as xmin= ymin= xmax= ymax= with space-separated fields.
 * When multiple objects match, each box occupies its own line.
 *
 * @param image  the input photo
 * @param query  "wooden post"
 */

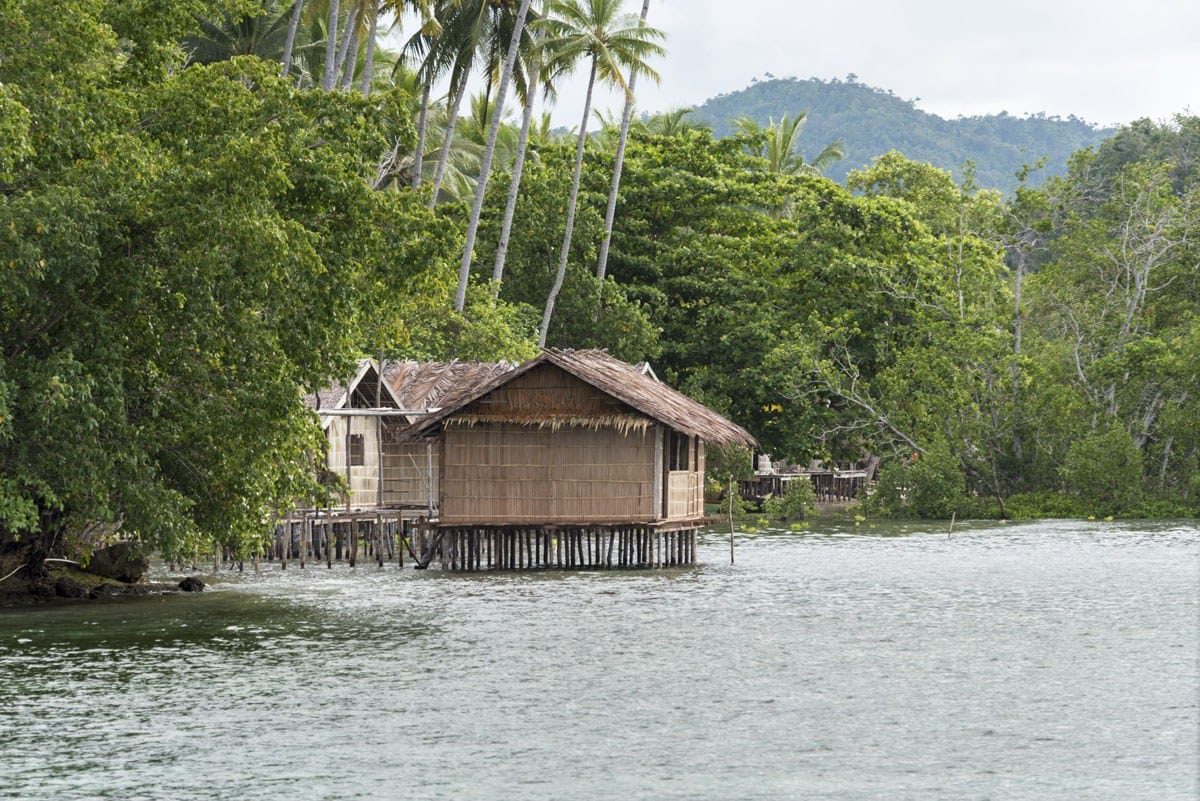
xmin=281 ymin=515 xmax=289 ymax=570
xmin=728 ymin=475 xmax=735 ymax=565
xmin=326 ymin=517 xmax=333 ymax=569
xmin=375 ymin=515 xmax=383 ymax=568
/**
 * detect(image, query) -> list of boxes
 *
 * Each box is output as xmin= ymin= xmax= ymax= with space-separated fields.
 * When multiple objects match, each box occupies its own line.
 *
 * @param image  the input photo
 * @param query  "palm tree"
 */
xmin=594 ymin=0 xmax=656 ymax=287
xmin=491 ymin=25 xmax=564 ymax=294
xmin=645 ymin=107 xmax=708 ymax=136
xmin=322 ymin=0 xmax=341 ymax=90
xmin=460 ymin=91 xmax=520 ymax=166
xmin=360 ymin=0 xmax=435 ymax=94
xmin=454 ymin=0 xmax=535 ymax=312
xmin=426 ymin=1 xmax=496 ymax=206
xmin=281 ymin=0 xmax=306 ymax=78
xmin=333 ymin=2 xmax=363 ymax=88
xmin=733 ymin=112 xmax=845 ymax=176
xmin=403 ymin=4 xmax=452 ymax=189
xmin=536 ymin=0 xmax=664 ymax=347
xmin=187 ymin=1 xmax=295 ymax=65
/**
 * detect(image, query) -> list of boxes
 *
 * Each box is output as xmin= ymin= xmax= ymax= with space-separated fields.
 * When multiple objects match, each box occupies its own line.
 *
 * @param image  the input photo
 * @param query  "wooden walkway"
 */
xmin=740 ymin=469 xmax=868 ymax=506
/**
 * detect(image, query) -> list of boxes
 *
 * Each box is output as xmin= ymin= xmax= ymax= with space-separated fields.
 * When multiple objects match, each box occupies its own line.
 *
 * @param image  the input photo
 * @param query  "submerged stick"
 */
xmin=948 ymin=511 xmax=956 ymax=536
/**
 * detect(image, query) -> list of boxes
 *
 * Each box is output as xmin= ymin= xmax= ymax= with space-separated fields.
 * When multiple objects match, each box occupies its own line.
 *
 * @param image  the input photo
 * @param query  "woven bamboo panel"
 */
xmin=441 ymin=423 xmax=655 ymax=523
xmin=381 ymin=440 xmax=439 ymax=508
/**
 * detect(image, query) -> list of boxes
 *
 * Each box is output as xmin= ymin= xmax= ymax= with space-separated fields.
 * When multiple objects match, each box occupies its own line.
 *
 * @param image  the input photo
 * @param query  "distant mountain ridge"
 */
xmin=688 ymin=77 xmax=1116 ymax=193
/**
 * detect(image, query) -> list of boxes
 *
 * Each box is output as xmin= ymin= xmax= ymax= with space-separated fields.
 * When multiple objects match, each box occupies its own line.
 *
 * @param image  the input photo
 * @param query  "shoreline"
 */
xmin=0 ymin=554 xmax=193 ymax=607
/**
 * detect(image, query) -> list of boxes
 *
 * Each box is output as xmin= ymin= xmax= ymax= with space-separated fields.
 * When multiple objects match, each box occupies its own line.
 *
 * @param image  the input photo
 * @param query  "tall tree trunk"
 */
xmin=339 ymin=34 xmax=361 ymax=90
xmin=332 ymin=4 xmax=361 ymax=88
xmin=322 ymin=0 xmax=341 ymax=91
xmin=359 ymin=2 xmax=378 ymax=95
xmin=492 ymin=57 xmax=541 ymax=294
xmin=281 ymin=0 xmax=305 ymax=80
xmin=455 ymin=0 xmax=533 ymax=312
xmin=595 ymin=0 xmax=649 ymax=286
xmin=429 ymin=63 xmax=471 ymax=208
xmin=1011 ymin=248 xmax=1026 ymax=465
xmin=412 ymin=74 xmax=433 ymax=188
xmin=539 ymin=58 xmax=597 ymax=348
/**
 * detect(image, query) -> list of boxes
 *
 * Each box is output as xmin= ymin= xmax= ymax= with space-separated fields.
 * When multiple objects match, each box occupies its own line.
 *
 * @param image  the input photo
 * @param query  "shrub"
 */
xmin=863 ymin=443 xmax=965 ymax=519
xmin=763 ymin=478 xmax=816 ymax=520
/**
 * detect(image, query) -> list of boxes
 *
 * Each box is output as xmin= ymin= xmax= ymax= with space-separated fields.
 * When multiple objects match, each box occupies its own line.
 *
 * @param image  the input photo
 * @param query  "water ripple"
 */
xmin=0 ymin=520 xmax=1196 ymax=801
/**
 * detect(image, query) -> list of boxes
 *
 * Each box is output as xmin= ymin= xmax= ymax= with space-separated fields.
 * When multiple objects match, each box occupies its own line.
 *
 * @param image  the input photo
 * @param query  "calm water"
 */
xmin=0 ymin=520 xmax=1196 ymax=801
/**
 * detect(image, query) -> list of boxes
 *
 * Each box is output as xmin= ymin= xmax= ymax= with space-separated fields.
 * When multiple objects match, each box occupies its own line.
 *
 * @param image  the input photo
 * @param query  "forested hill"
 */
xmin=690 ymin=77 xmax=1115 ymax=192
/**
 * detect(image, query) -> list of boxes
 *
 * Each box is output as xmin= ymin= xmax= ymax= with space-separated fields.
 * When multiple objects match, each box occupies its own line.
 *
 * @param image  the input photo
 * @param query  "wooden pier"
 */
xmin=740 ymin=469 xmax=869 ymax=507
xmin=205 ymin=512 xmax=698 ymax=573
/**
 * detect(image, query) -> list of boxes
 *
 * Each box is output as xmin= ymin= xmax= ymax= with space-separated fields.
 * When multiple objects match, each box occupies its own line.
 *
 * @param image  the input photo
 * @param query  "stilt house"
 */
xmin=300 ymin=349 xmax=753 ymax=570
xmin=402 ymin=349 xmax=755 ymax=528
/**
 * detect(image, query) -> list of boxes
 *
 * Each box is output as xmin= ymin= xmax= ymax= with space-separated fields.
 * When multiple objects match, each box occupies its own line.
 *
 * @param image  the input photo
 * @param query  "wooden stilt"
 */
xmin=377 ymin=515 xmax=384 ymax=568
xmin=281 ymin=517 xmax=289 ymax=571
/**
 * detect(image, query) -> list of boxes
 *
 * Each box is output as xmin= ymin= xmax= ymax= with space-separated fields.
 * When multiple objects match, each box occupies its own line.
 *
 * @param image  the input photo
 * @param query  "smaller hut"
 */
xmin=305 ymin=359 xmax=512 ymax=513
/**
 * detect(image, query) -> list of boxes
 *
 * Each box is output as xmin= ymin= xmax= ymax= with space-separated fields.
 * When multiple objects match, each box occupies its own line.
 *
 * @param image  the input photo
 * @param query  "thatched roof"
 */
xmin=384 ymin=360 xmax=516 ymax=421
xmin=405 ymin=349 xmax=755 ymax=447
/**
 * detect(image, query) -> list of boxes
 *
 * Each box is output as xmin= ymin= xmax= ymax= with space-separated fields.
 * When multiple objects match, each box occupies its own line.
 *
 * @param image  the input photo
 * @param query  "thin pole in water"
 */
xmin=728 ymin=474 xmax=735 ymax=565
xmin=948 ymin=511 xmax=956 ymax=537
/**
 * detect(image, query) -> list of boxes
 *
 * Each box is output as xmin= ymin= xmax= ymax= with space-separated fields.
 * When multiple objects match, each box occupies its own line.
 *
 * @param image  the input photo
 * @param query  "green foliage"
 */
xmin=864 ymin=444 xmax=965 ymax=519
xmin=762 ymin=478 xmax=816 ymax=521
xmin=1061 ymin=427 xmax=1145 ymax=515
xmin=1003 ymin=492 xmax=1089 ymax=520
xmin=0 ymin=6 xmax=464 ymax=563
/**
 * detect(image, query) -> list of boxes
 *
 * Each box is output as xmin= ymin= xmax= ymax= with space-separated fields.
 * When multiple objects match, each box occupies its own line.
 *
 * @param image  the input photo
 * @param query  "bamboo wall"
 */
xmin=326 ymin=415 xmax=381 ymax=508
xmin=665 ymin=440 xmax=705 ymax=521
xmin=381 ymin=432 xmax=439 ymax=511
xmin=440 ymin=424 xmax=656 ymax=524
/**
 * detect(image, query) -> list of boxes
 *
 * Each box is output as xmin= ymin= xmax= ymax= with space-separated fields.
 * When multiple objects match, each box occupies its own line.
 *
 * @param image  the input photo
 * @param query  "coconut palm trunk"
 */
xmin=455 ymin=0 xmax=533 ymax=312
xmin=595 ymin=0 xmax=649 ymax=285
xmin=491 ymin=55 xmax=541 ymax=294
xmin=412 ymin=75 xmax=433 ymax=188
xmin=333 ymin=4 xmax=362 ymax=86
xmin=539 ymin=57 xmax=597 ymax=347
xmin=429 ymin=64 xmax=470 ymax=207
xmin=359 ymin=2 xmax=378 ymax=94
xmin=322 ymin=0 xmax=342 ymax=91
xmin=281 ymin=0 xmax=305 ymax=79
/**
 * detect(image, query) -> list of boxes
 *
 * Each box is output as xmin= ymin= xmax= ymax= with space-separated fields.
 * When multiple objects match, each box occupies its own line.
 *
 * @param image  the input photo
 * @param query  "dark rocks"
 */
xmin=178 ymin=576 xmax=205 ymax=592
xmin=85 ymin=542 xmax=149 ymax=583
xmin=54 ymin=577 xmax=89 ymax=599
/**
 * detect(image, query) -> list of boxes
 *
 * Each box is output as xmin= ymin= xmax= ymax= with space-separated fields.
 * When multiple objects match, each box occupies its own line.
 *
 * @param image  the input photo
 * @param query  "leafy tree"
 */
xmin=0 ymin=2 xmax=472 ymax=571
xmin=1060 ymin=427 xmax=1145 ymax=515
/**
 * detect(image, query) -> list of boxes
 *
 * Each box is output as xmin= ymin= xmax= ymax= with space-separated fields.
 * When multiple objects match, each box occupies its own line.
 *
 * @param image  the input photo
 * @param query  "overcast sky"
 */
xmin=446 ymin=0 xmax=1199 ymax=130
